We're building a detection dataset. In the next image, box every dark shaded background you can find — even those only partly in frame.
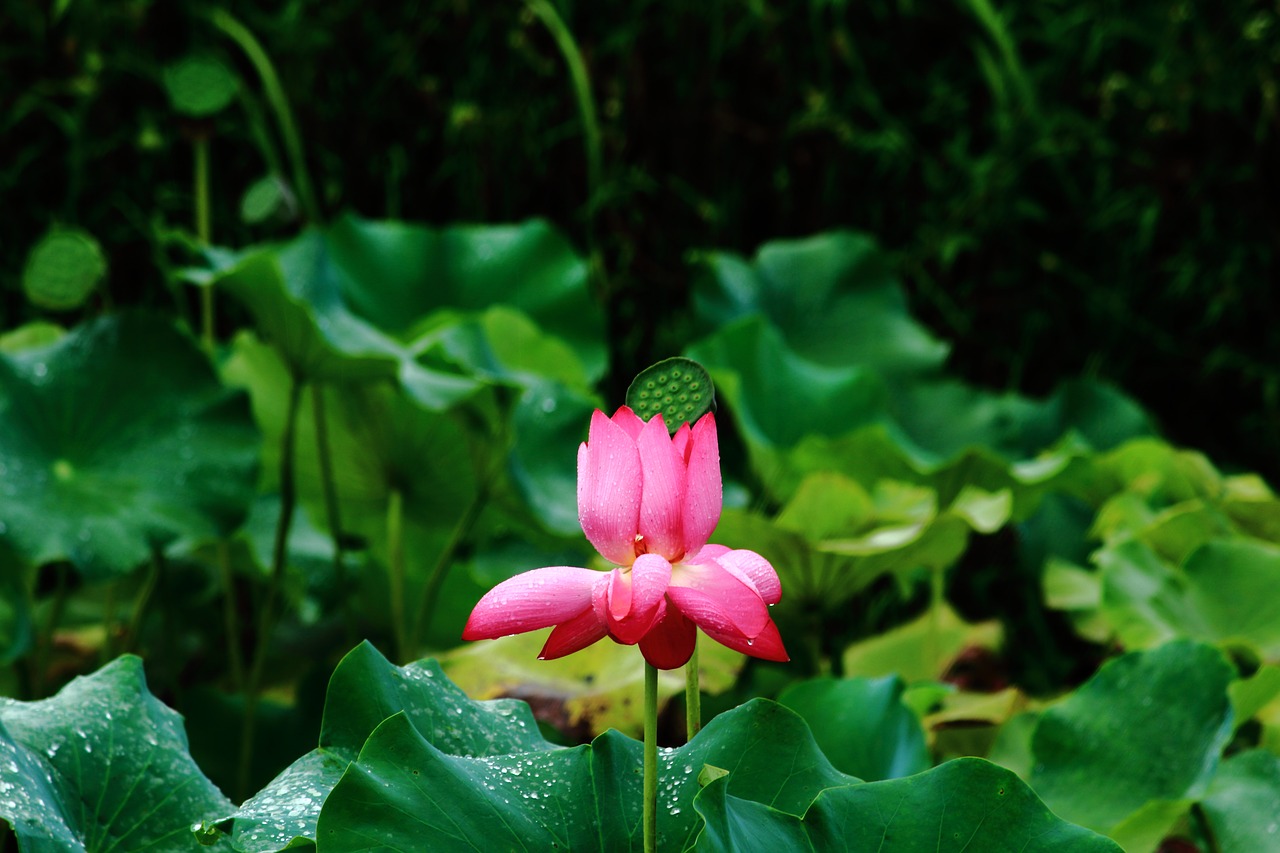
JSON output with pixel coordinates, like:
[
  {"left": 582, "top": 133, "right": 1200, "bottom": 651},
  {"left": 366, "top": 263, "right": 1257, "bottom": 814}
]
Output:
[{"left": 3, "top": 0, "right": 1278, "bottom": 476}]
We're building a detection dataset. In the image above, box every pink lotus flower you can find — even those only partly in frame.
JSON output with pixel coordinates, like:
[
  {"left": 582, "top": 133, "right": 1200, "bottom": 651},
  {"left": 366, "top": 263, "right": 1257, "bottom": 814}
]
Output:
[{"left": 463, "top": 406, "right": 788, "bottom": 669}]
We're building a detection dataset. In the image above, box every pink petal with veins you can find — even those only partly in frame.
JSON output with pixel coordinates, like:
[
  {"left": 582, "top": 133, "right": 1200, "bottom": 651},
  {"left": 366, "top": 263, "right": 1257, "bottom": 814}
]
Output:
[
  {"left": 667, "top": 558, "right": 769, "bottom": 638},
  {"left": 638, "top": 603, "right": 697, "bottom": 669},
  {"left": 685, "top": 544, "right": 731, "bottom": 564},
  {"left": 636, "top": 413, "right": 686, "bottom": 559},
  {"left": 715, "top": 549, "right": 782, "bottom": 606},
  {"left": 671, "top": 423, "right": 692, "bottom": 462},
  {"left": 681, "top": 413, "right": 722, "bottom": 555},
  {"left": 610, "top": 405, "right": 646, "bottom": 439},
  {"left": 462, "top": 566, "right": 600, "bottom": 640},
  {"left": 578, "top": 409, "right": 642, "bottom": 565},
  {"left": 540, "top": 606, "right": 611, "bottom": 659},
  {"left": 703, "top": 618, "right": 789, "bottom": 662}
]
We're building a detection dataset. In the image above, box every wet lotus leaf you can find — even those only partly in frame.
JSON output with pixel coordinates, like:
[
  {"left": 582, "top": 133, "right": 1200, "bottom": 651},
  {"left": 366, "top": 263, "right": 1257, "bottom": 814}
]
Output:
[
  {"left": 316, "top": 698, "right": 855, "bottom": 852},
  {"left": 0, "top": 313, "right": 258, "bottom": 578},
  {"left": 692, "top": 758, "right": 1121, "bottom": 852},
  {"left": 439, "top": 628, "right": 745, "bottom": 738},
  {"left": 841, "top": 602, "right": 1002, "bottom": 683},
  {"left": 0, "top": 656, "right": 233, "bottom": 852},
  {"left": 1029, "top": 640, "right": 1235, "bottom": 840},
  {"left": 1200, "top": 750, "right": 1280, "bottom": 853},
  {"left": 204, "top": 642, "right": 549, "bottom": 851},
  {"left": 777, "top": 675, "right": 929, "bottom": 781}
]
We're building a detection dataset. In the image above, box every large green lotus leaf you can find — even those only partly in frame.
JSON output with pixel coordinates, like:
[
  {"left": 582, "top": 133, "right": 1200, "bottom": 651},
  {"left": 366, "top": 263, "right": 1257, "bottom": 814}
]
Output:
[
  {"left": 439, "top": 628, "right": 744, "bottom": 738},
  {"left": 1087, "top": 439, "right": 1224, "bottom": 509},
  {"left": 323, "top": 214, "right": 604, "bottom": 380},
  {"left": 0, "top": 321, "right": 64, "bottom": 354},
  {"left": 715, "top": 477, "right": 1008, "bottom": 609},
  {"left": 1200, "top": 750, "right": 1280, "bottom": 852},
  {"left": 1090, "top": 538, "right": 1280, "bottom": 658},
  {"left": 1229, "top": 665, "right": 1280, "bottom": 729},
  {"left": 0, "top": 656, "right": 233, "bottom": 852},
  {"left": 207, "top": 642, "right": 549, "bottom": 851},
  {"left": 686, "top": 316, "right": 890, "bottom": 454},
  {"left": 315, "top": 698, "right": 856, "bottom": 852},
  {"left": 1180, "top": 539, "right": 1280, "bottom": 659},
  {"left": 784, "top": 425, "right": 1087, "bottom": 522},
  {"left": 506, "top": 379, "right": 601, "bottom": 536},
  {"left": 777, "top": 675, "right": 928, "bottom": 781},
  {"left": 1135, "top": 502, "right": 1234, "bottom": 565},
  {"left": 891, "top": 379, "right": 1152, "bottom": 466},
  {"left": 1092, "top": 539, "right": 1193, "bottom": 650},
  {"left": 691, "top": 232, "right": 949, "bottom": 376},
  {"left": 223, "top": 331, "right": 476, "bottom": 542},
  {"left": 841, "top": 602, "right": 1003, "bottom": 682},
  {"left": 206, "top": 234, "right": 479, "bottom": 410},
  {"left": 426, "top": 305, "right": 591, "bottom": 390},
  {"left": 1029, "top": 640, "right": 1235, "bottom": 837},
  {"left": 0, "top": 313, "right": 259, "bottom": 578},
  {"left": 692, "top": 758, "right": 1122, "bottom": 852},
  {"left": 1221, "top": 474, "right": 1280, "bottom": 542},
  {"left": 815, "top": 485, "right": 1011, "bottom": 602}
]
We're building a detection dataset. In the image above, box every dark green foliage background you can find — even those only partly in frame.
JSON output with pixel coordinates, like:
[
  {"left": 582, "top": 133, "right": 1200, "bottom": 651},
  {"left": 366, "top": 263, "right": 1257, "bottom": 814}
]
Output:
[{"left": 3, "top": 0, "right": 1278, "bottom": 471}]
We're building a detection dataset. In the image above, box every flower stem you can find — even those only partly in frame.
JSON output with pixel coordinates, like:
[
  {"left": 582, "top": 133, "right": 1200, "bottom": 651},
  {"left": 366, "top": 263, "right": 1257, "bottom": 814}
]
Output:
[
  {"left": 684, "top": 637, "right": 701, "bottom": 741},
  {"left": 311, "top": 384, "right": 354, "bottom": 644},
  {"left": 239, "top": 371, "right": 301, "bottom": 801},
  {"left": 206, "top": 8, "right": 320, "bottom": 223},
  {"left": 32, "top": 563, "right": 70, "bottom": 698},
  {"left": 193, "top": 135, "right": 214, "bottom": 350},
  {"left": 218, "top": 539, "right": 245, "bottom": 693},
  {"left": 387, "top": 487, "right": 407, "bottom": 662},
  {"left": 929, "top": 567, "right": 945, "bottom": 675},
  {"left": 525, "top": 0, "right": 608, "bottom": 301},
  {"left": 124, "top": 549, "right": 163, "bottom": 653},
  {"left": 644, "top": 661, "right": 658, "bottom": 853},
  {"left": 411, "top": 453, "right": 501, "bottom": 649}
]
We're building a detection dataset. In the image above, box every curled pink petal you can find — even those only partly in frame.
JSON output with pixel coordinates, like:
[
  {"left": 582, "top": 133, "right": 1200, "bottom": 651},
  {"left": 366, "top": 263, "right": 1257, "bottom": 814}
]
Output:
[
  {"left": 671, "top": 423, "right": 692, "bottom": 462},
  {"left": 685, "top": 544, "right": 731, "bottom": 564},
  {"left": 540, "top": 608, "right": 610, "bottom": 659},
  {"left": 578, "top": 410, "right": 642, "bottom": 565},
  {"left": 607, "top": 554, "right": 672, "bottom": 645},
  {"left": 462, "top": 566, "right": 600, "bottom": 640},
  {"left": 668, "top": 559, "right": 769, "bottom": 638},
  {"left": 681, "top": 413, "right": 722, "bottom": 556},
  {"left": 715, "top": 549, "right": 782, "bottom": 606},
  {"left": 639, "top": 604, "right": 697, "bottom": 669},
  {"left": 703, "top": 618, "right": 789, "bottom": 662},
  {"left": 636, "top": 413, "right": 686, "bottom": 560}
]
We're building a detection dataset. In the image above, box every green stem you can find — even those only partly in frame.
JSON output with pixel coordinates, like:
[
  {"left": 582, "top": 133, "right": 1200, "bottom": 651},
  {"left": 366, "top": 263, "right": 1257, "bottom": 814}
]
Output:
[
  {"left": 32, "top": 563, "right": 70, "bottom": 697},
  {"left": 387, "top": 487, "right": 408, "bottom": 662},
  {"left": 311, "top": 385, "right": 354, "bottom": 643},
  {"left": 218, "top": 539, "right": 245, "bottom": 692},
  {"left": 410, "top": 476, "right": 492, "bottom": 649},
  {"left": 643, "top": 661, "right": 659, "bottom": 853},
  {"left": 525, "top": 0, "right": 606, "bottom": 298},
  {"left": 929, "top": 567, "right": 946, "bottom": 675},
  {"left": 193, "top": 135, "right": 214, "bottom": 349},
  {"left": 101, "top": 582, "right": 117, "bottom": 664},
  {"left": 206, "top": 8, "right": 321, "bottom": 222},
  {"left": 124, "top": 550, "right": 163, "bottom": 654},
  {"left": 684, "top": 637, "right": 701, "bottom": 742},
  {"left": 239, "top": 372, "right": 302, "bottom": 800}
]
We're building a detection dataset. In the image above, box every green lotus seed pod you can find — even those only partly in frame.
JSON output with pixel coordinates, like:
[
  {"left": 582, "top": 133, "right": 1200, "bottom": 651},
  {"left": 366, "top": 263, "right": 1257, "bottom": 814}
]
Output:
[
  {"left": 625, "top": 357, "right": 716, "bottom": 433},
  {"left": 22, "top": 228, "right": 107, "bottom": 311},
  {"left": 163, "top": 55, "right": 237, "bottom": 117}
]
